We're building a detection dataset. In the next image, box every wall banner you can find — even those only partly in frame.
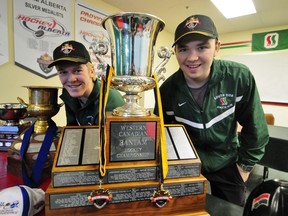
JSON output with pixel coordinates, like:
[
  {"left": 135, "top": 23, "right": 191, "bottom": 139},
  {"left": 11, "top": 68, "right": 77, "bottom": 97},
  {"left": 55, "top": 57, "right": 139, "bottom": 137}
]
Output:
[
  {"left": 75, "top": 1, "right": 111, "bottom": 77},
  {"left": 0, "top": 0, "right": 9, "bottom": 65},
  {"left": 252, "top": 29, "right": 288, "bottom": 52},
  {"left": 13, "top": 0, "right": 73, "bottom": 79}
]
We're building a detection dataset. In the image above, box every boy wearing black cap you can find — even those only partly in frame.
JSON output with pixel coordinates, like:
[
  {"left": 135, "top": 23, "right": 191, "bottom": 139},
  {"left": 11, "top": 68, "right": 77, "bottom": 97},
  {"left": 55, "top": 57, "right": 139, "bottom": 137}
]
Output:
[
  {"left": 48, "top": 40, "right": 124, "bottom": 126},
  {"left": 155, "top": 15, "right": 269, "bottom": 206}
]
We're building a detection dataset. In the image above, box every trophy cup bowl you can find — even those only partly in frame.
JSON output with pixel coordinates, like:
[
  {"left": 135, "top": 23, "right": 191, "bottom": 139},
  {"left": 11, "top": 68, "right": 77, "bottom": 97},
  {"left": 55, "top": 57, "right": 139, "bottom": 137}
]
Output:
[
  {"left": 17, "top": 86, "right": 63, "bottom": 134},
  {"left": 102, "top": 12, "right": 165, "bottom": 117},
  {"left": 0, "top": 103, "right": 28, "bottom": 126}
]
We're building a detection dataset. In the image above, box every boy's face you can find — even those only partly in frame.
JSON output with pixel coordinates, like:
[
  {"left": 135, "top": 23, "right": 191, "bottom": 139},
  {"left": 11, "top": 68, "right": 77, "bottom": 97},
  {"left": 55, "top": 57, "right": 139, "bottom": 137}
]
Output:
[
  {"left": 175, "top": 35, "right": 220, "bottom": 87},
  {"left": 56, "top": 62, "right": 95, "bottom": 99}
]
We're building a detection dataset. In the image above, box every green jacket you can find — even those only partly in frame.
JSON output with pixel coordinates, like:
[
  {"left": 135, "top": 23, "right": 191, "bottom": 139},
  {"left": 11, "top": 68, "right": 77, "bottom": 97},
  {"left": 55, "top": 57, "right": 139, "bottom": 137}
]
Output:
[
  {"left": 60, "top": 80, "right": 125, "bottom": 126},
  {"left": 156, "top": 59, "right": 269, "bottom": 173}
]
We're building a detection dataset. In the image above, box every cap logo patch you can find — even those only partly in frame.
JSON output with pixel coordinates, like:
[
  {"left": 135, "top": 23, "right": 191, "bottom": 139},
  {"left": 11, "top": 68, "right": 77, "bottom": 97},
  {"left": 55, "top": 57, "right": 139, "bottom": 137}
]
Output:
[
  {"left": 251, "top": 193, "right": 270, "bottom": 211},
  {"left": 185, "top": 17, "right": 201, "bottom": 30},
  {"left": 60, "top": 43, "right": 75, "bottom": 55}
]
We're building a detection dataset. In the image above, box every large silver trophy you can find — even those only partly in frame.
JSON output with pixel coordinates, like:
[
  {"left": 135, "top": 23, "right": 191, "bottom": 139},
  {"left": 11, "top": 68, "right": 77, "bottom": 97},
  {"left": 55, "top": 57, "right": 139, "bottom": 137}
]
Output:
[
  {"left": 45, "top": 13, "right": 207, "bottom": 215},
  {"left": 91, "top": 12, "right": 173, "bottom": 116}
]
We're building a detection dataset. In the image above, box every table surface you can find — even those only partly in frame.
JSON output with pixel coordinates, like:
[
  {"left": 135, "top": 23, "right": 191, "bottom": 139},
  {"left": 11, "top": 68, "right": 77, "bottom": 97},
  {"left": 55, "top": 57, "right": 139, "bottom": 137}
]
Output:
[
  {"left": 206, "top": 194, "right": 243, "bottom": 216},
  {"left": 0, "top": 151, "right": 50, "bottom": 191}
]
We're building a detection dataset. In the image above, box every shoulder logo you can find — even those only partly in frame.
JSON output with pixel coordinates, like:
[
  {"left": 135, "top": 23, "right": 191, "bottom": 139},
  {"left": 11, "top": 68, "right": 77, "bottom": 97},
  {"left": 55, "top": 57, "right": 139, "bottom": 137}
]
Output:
[{"left": 251, "top": 193, "right": 270, "bottom": 210}]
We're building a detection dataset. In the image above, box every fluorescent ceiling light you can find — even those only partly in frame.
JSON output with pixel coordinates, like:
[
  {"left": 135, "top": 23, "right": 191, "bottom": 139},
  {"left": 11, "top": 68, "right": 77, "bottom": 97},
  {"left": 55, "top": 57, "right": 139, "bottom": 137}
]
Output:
[{"left": 211, "top": 0, "right": 256, "bottom": 19}]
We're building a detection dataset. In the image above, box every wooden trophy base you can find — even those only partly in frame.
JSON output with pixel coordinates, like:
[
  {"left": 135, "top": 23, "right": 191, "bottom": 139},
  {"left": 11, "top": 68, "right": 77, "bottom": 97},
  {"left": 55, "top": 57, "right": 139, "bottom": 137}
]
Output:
[
  {"left": 45, "top": 175, "right": 210, "bottom": 216},
  {"left": 47, "top": 113, "right": 208, "bottom": 215}
]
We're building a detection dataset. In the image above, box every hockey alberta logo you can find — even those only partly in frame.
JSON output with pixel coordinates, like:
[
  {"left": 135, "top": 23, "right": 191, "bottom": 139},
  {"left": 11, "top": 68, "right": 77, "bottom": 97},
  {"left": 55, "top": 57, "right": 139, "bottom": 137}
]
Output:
[{"left": 16, "top": 15, "right": 71, "bottom": 38}]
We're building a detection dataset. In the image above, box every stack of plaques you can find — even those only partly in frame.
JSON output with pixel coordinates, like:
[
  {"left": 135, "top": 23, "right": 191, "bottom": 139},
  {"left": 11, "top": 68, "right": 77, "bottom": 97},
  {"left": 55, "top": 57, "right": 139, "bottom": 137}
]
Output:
[{"left": 45, "top": 113, "right": 209, "bottom": 215}]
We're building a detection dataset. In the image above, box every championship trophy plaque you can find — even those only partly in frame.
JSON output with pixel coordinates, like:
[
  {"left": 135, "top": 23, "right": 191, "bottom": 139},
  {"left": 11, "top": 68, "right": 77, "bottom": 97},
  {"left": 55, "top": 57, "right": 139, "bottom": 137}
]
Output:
[{"left": 45, "top": 12, "right": 209, "bottom": 215}]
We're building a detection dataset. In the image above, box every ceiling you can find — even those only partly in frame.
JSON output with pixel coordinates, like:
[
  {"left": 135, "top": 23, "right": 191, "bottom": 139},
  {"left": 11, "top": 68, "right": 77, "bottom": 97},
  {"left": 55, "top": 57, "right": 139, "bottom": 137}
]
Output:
[{"left": 102, "top": 0, "right": 288, "bottom": 35}]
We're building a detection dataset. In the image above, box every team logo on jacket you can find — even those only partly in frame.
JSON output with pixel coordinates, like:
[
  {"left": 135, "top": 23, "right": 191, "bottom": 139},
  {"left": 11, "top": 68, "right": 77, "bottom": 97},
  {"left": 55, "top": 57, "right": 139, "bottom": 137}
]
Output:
[
  {"left": 214, "top": 93, "right": 234, "bottom": 109},
  {"left": 220, "top": 97, "right": 228, "bottom": 105}
]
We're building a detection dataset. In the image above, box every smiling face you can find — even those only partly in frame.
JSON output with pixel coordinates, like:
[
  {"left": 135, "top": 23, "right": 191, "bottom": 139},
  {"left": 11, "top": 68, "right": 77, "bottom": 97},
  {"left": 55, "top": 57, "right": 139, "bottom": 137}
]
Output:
[
  {"left": 56, "top": 61, "right": 95, "bottom": 100},
  {"left": 175, "top": 35, "right": 221, "bottom": 88}
]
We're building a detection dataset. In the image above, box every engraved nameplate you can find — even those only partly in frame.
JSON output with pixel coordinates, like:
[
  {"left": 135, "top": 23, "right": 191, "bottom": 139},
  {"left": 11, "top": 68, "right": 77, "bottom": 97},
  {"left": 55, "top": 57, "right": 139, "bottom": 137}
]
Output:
[
  {"left": 107, "top": 166, "right": 157, "bottom": 183},
  {"left": 165, "top": 126, "right": 196, "bottom": 160},
  {"left": 53, "top": 170, "right": 101, "bottom": 187},
  {"left": 49, "top": 180, "right": 205, "bottom": 209},
  {"left": 82, "top": 128, "right": 99, "bottom": 164},
  {"left": 50, "top": 192, "right": 92, "bottom": 209},
  {"left": 167, "top": 164, "right": 201, "bottom": 178},
  {"left": 56, "top": 128, "right": 99, "bottom": 167},
  {"left": 57, "top": 129, "right": 83, "bottom": 166},
  {"left": 111, "top": 186, "right": 155, "bottom": 203},
  {"left": 110, "top": 122, "right": 157, "bottom": 162}
]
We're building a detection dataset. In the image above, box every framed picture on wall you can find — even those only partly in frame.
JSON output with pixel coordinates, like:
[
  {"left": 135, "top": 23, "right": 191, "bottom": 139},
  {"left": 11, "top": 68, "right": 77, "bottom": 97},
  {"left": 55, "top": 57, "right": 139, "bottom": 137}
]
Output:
[{"left": 13, "top": 0, "right": 73, "bottom": 78}]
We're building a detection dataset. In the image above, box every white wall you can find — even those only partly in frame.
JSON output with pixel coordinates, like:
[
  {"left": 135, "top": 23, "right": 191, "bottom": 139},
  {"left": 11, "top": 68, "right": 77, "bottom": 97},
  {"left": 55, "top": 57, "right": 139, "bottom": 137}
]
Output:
[
  {"left": 1, "top": 0, "right": 287, "bottom": 127},
  {"left": 0, "top": 0, "right": 177, "bottom": 127},
  {"left": 218, "top": 26, "right": 288, "bottom": 127}
]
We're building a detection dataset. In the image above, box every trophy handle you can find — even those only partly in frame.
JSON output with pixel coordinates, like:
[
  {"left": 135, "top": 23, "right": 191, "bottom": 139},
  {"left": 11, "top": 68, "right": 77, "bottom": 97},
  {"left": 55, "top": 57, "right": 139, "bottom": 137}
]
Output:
[
  {"left": 90, "top": 40, "right": 109, "bottom": 78},
  {"left": 17, "top": 97, "right": 28, "bottom": 106},
  {"left": 154, "top": 47, "right": 174, "bottom": 82}
]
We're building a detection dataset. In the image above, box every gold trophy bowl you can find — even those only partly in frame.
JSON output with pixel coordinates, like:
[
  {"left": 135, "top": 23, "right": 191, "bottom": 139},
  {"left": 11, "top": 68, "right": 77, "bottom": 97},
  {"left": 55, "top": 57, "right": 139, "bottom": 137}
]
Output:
[{"left": 17, "top": 86, "right": 63, "bottom": 134}]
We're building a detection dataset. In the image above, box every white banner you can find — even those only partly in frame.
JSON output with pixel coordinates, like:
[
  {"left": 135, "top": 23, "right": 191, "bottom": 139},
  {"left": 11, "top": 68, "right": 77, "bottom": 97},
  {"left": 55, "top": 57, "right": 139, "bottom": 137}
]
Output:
[
  {"left": 13, "top": 0, "right": 73, "bottom": 78},
  {"left": 75, "top": 1, "right": 111, "bottom": 76},
  {"left": 0, "top": 0, "right": 8, "bottom": 65}
]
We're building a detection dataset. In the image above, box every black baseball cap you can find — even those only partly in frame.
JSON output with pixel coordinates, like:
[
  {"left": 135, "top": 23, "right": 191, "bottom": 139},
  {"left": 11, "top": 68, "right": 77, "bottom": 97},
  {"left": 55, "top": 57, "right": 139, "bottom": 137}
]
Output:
[
  {"left": 172, "top": 15, "right": 218, "bottom": 47},
  {"left": 48, "top": 40, "right": 91, "bottom": 68},
  {"left": 243, "top": 179, "right": 288, "bottom": 216}
]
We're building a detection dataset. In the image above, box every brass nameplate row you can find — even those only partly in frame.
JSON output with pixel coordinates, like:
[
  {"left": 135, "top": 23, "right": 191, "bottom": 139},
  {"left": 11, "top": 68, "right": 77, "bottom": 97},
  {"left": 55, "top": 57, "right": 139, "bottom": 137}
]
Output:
[
  {"left": 52, "top": 120, "right": 201, "bottom": 187},
  {"left": 52, "top": 115, "right": 201, "bottom": 187},
  {"left": 52, "top": 163, "right": 201, "bottom": 187},
  {"left": 47, "top": 176, "right": 206, "bottom": 209}
]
